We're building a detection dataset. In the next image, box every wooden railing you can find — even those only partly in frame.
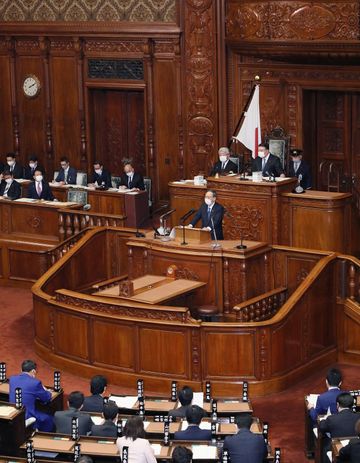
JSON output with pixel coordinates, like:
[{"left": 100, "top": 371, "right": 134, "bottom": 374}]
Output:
[
  {"left": 344, "top": 257, "right": 360, "bottom": 303},
  {"left": 233, "top": 287, "right": 287, "bottom": 321},
  {"left": 47, "top": 228, "right": 91, "bottom": 266},
  {"left": 58, "top": 210, "right": 126, "bottom": 240},
  {"left": 352, "top": 177, "right": 360, "bottom": 217}
]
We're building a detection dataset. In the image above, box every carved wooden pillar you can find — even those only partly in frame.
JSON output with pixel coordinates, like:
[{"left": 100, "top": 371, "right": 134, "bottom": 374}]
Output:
[
  {"left": 40, "top": 37, "right": 53, "bottom": 170},
  {"left": 183, "top": 0, "right": 219, "bottom": 176},
  {"left": 74, "top": 38, "right": 87, "bottom": 169},
  {"left": 223, "top": 257, "right": 230, "bottom": 314},
  {"left": 8, "top": 37, "right": 19, "bottom": 155}
]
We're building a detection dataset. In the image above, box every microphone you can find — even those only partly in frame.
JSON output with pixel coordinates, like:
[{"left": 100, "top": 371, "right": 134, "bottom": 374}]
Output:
[
  {"left": 265, "top": 171, "right": 276, "bottom": 182},
  {"left": 83, "top": 203, "right": 91, "bottom": 211},
  {"left": 179, "top": 208, "right": 195, "bottom": 223},
  {"left": 159, "top": 208, "right": 176, "bottom": 222}
]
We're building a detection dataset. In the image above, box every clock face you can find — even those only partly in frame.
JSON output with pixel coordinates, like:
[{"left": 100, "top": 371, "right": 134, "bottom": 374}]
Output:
[{"left": 23, "top": 75, "right": 41, "bottom": 98}]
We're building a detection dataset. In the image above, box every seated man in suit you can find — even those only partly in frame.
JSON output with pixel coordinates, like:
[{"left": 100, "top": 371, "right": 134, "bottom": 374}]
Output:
[
  {"left": 338, "top": 418, "right": 360, "bottom": 462},
  {"left": 319, "top": 393, "right": 360, "bottom": 462},
  {"left": 89, "top": 161, "right": 112, "bottom": 188},
  {"left": 288, "top": 148, "right": 312, "bottom": 189},
  {"left": 223, "top": 414, "right": 268, "bottom": 463},
  {"left": 209, "top": 147, "right": 238, "bottom": 176},
  {"left": 252, "top": 142, "right": 285, "bottom": 178},
  {"left": 0, "top": 170, "right": 21, "bottom": 200},
  {"left": 9, "top": 359, "right": 53, "bottom": 432},
  {"left": 91, "top": 402, "right": 119, "bottom": 438},
  {"left": 27, "top": 169, "right": 55, "bottom": 201},
  {"left": 307, "top": 367, "right": 343, "bottom": 423},
  {"left": 119, "top": 160, "right": 145, "bottom": 191},
  {"left": 55, "top": 156, "right": 77, "bottom": 185},
  {"left": 172, "top": 446, "right": 193, "bottom": 463},
  {"left": 23, "top": 155, "right": 46, "bottom": 180},
  {"left": 54, "top": 391, "right": 92, "bottom": 436},
  {"left": 6, "top": 152, "right": 23, "bottom": 179},
  {"left": 82, "top": 375, "right": 107, "bottom": 413},
  {"left": 188, "top": 190, "right": 224, "bottom": 240},
  {"left": 174, "top": 405, "right": 212, "bottom": 441},
  {"left": 169, "top": 386, "right": 194, "bottom": 419}
]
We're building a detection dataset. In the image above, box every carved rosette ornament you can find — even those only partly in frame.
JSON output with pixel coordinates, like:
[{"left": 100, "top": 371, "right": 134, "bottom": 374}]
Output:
[{"left": 184, "top": 0, "right": 218, "bottom": 175}]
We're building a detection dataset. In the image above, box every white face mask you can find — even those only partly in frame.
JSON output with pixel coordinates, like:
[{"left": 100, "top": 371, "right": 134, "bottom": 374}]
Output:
[
  {"left": 126, "top": 171, "right": 133, "bottom": 177},
  {"left": 7, "top": 160, "right": 15, "bottom": 166},
  {"left": 5, "top": 178, "right": 12, "bottom": 184},
  {"left": 29, "top": 162, "right": 36, "bottom": 168},
  {"left": 35, "top": 175, "right": 43, "bottom": 182},
  {"left": 219, "top": 155, "right": 227, "bottom": 163},
  {"left": 95, "top": 169, "right": 102, "bottom": 175},
  {"left": 258, "top": 151, "right": 266, "bottom": 159},
  {"left": 204, "top": 197, "right": 213, "bottom": 206}
]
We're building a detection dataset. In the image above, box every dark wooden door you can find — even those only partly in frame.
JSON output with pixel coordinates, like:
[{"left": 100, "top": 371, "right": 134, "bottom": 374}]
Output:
[
  {"left": 304, "top": 91, "right": 360, "bottom": 191},
  {"left": 90, "top": 89, "right": 145, "bottom": 177}
]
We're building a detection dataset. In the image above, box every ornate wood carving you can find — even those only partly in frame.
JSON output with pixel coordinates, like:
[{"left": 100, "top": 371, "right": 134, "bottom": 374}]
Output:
[
  {"left": 223, "top": 204, "right": 264, "bottom": 241},
  {"left": 191, "top": 328, "right": 201, "bottom": 380},
  {"left": 84, "top": 39, "right": 147, "bottom": 54},
  {"left": 183, "top": 0, "right": 218, "bottom": 176}
]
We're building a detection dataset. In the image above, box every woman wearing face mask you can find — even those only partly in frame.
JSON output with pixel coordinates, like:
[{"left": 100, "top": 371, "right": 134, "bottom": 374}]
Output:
[
  {"left": 119, "top": 160, "right": 145, "bottom": 191},
  {"left": 27, "top": 169, "right": 55, "bottom": 201},
  {"left": 0, "top": 170, "right": 21, "bottom": 200},
  {"left": 188, "top": 189, "right": 224, "bottom": 240},
  {"left": 209, "top": 147, "right": 239, "bottom": 176}
]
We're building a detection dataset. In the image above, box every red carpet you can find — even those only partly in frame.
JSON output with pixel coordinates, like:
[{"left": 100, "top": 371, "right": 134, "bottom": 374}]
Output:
[{"left": 1, "top": 286, "right": 359, "bottom": 462}]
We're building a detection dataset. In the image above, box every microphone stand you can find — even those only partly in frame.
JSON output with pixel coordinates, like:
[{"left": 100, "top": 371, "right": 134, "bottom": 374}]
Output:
[
  {"left": 210, "top": 216, "right": 221, "bottom": 249},
  {"left": 236, "top": 232, "right": 247, "bottom": 250},
  {"left": 180, "top": 219, "right": 187, "bottom": 246}
]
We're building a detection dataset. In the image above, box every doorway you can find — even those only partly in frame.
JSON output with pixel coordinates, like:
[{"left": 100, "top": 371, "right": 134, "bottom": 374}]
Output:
[
  {"left": 89, "top": 89, "right": 146, "bottom": 177},
  {"left": 303, "top": 90, "right": 360, "bottom": 191}
]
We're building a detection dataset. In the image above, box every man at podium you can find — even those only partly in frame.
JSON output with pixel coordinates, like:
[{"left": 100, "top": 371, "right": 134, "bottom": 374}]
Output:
[{"left": 188, "top": 190, "right": 224, "bottom": 240}]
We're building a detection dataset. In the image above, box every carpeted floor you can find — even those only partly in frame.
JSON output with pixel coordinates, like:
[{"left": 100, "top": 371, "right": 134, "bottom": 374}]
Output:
[{"left": 1, "top": 286, "right": 359, "bottom": 462}]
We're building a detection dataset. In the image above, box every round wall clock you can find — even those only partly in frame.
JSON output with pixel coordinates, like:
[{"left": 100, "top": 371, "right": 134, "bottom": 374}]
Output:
[{"left": 22, "top": 75, "right": 41, "bottom": 98}]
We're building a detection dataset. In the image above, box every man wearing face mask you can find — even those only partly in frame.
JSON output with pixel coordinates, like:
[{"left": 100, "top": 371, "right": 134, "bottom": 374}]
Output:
[
  {"left": 89, "top": 161, "right": 112, "bottom": 188},
  {"left": 0, "top": 170, "right": 21, "bottom": 200},
  {"left": 209, "top": 147, "right": 239, "bottom": 176},
  {"left": 288, "top": 148, "right": 312, "bottom": 189},
  {"left": 55, "top": 156, "right": 77, "bottom": 185},
  {"left": 119, "top": 161, "right": 145, "bottom": 191},
  {"left": 23, "top": 155, "right": 46, "bottom": 180},
  {"left": 252, "top": 142, "right": 285, "bottom": 178},
  {"left": 188, "top": 190, "right": 224, "bottom": 240},
  {"left": 27, "top": 169, "right": 55, "bottom": 201},
  {"left": 6, "top": 153, "right": 24, "bottom": 179}
]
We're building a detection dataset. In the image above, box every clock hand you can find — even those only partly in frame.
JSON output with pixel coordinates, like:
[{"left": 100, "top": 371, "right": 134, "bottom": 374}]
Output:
[{"left": 29, "top": 83, "right": 36, "bottom": 88}]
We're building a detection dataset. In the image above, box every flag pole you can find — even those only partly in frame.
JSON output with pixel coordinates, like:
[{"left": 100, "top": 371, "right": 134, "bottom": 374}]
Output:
[{"left": 228, "top": 76, "right": 261, "bottom": 149}]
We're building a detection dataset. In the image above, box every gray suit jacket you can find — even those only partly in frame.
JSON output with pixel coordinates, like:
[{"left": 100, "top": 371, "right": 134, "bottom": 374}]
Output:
[{"left": 54, "top": 407, "right": 92, "bottom": 436}]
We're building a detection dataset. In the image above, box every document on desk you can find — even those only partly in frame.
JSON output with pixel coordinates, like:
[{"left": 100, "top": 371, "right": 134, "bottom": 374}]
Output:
[
  {"left": 181, "top": 421, "right": 213, "bottom": 431},
  {"left": 14, "top": 198, "right": 37, "bottom": 202},
  {"left": 192, "top": 392, "right": 204, "bottom": 408},
  {"left": 108, "top": 395, "right": 137, "bottom": 409},
  {"left": 0, "top": 405, "right": 16, "bottom": 417},
  {"left": 151, "top": 444, "right": 162, "bottom": 455},
  {"left": 191, "top": 445, "right": 217, "bottom": 459},
  {"left": 91, "top": 416, "right": 104, "bottom": 425}
]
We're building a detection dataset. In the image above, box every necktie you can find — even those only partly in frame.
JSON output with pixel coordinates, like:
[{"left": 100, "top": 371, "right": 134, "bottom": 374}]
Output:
[
  {"left": 262, "top": 158, "right": 266, "bottom": 170},
  {"left": 64, "top": 170, "right": 68, "bottom": 183},
  {"left": 128, "top": 176, "right": 132, "bottom": 188},
  {"left": 207, "top": 207, "right": 211, "bottom": 221},
  {"left": 36, "top": 182, "right": 42, "bottom": 197},
  {"left": 294, "top": 162, "right": 300, "bottom": 173},
  {"left": 221, "top": 162, "right": 225, "bottom": 170},
  {"left": 4, "top": 184, "right": 10, "bottom": 196}
]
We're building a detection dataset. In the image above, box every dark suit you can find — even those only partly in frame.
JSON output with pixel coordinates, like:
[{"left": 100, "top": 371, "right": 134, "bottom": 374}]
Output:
[
  {"left": 90, "top": 169, "right": 112, "bottom": 188},
  {"left": 210, "top": 159, "right": 238, "bottom": 176},
  {"left": 91, "top": 420, "right": 118, "bottom": 438},
  {"left": 82, "top": 394, "right": 105, "bottom": 413},
  {"left": 288, "top": 160, "right": 312, "bottom": 189},
  {"left": 169, "top": 404, "right": 192, "bottom": 419},
  {"left": 55, "top": 166, "right": 77, "bottom": 185},
  {"left": 190, "top": 202, "right": 224, "bottom": 240},
  {"left": 0, "top": 179, "right": 21, "bottom": 200},
  {"left": 9, "top": 372, "right": 53, "bottom": 432},
  {"left": 54, "top": 407, "right": 92, "bottom": 436},
  {"left": 7, "top": 162, "right": 24, "bottom": 179},
  {"left": 27, "top": 181, "right": 54, "bottom": 201},
  {"left": 309, "top": 388, "right": 342, "bottom": 423},
  {"left": 174, "top": 425, "right": 212, "bottom": 441},
  {"left": 119, "top": 172, "right": 145, "bottom": 190},
  {"left": 223, "top": 429, "right": 268, "bottom": 463},
  {"left": 0, "top": 162, "right": 4, "bottom": 173},
  {"left": 23, "top": 164, "right": 46, "bottom": 180},
  {"left": 338, "top": 437, "right": 360, "bottom": 462},
  {"left": 252, "top": 154, "right": 284, "bottom": 177}
]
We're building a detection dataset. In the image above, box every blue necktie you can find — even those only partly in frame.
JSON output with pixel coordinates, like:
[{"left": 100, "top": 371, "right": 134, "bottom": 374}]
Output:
[{"left": 207, "top": 207, "right": 211, "bottom": 221}]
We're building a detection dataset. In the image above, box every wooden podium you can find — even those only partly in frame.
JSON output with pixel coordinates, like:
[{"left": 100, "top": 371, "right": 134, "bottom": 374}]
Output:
[{"left": 174, "top": 226, "right": 211, "bottom": 244}]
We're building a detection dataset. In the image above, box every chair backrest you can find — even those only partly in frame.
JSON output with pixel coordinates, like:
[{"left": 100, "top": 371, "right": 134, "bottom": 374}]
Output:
[
  {"left": 111, "top": 176, "right": 121, "bottom": 188},
  {"left": 67, "top": 188, "right": 88, "bottom": 205},
  {"left": 229, "top": 157, "right": 240, "bottom": 173},
  {"left": 144, "top": 176, "right": 152, "bottom": 207},
  {"left": 76, "top": 172, "right": 87, "bottom": 186}
]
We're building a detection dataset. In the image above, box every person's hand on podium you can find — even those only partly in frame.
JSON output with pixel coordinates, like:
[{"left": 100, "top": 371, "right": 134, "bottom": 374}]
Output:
[
  {"left": 187, "top": 224, "right": 193, "bottom": 228},
  {"left": 202, "top": 226, "right": 211, "bottom": 231},
  {"left": 119, "top": 185, "right": 127, "bottom": 190}
]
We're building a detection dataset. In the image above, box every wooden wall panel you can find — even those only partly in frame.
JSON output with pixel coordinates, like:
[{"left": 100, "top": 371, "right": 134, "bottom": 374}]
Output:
[
  {"left": 50, "top": 55, "right": 81, "bottom": 170},
  {"left": 0, "top": 54, "right": 13, "bottom": 154},
  {"left": 16, "top": 54, "right": 46, "bottom": 161},
  {"left": 33, "top": 300, "right": 51, "bottom": 346},
  {"left": 139, "top": 327, "right": 188, "bottom": 377},
  {"left": 54, "top": 311, "right": 88, "bottom": 360},
  {"left": 202, "top": 330, "right": 256, "bottom": 378},
  {"left": 92, "top": 320, "right": 136, "bottom": 370}
]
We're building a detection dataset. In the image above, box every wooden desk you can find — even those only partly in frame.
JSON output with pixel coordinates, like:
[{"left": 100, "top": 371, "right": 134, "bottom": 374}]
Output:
[
  {"left": 94, "top": 275, "right": 206, "bottom": 305},
  {"left": 169, "top": 176, "right": 296, "bottom": 243},
  {"left": 0, "top": 401, "right": 25, "bottom": 453}
]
